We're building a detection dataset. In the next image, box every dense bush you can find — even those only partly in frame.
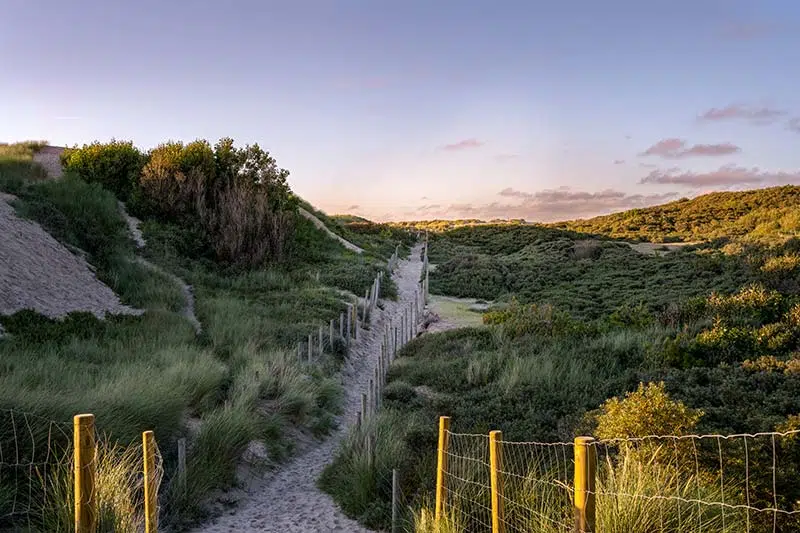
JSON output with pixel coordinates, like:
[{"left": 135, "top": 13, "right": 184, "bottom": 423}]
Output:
[
  {"left": 594, "top": 381, "right": 702, "bottom": 440},
  {"left": 61, "top": 140, "right": 145, "bottom": 201},
  {"left": 482, "top": 300, "right": 584, "bottom": 339}
]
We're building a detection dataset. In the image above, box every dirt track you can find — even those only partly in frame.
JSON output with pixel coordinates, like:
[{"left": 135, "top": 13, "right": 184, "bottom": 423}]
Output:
[{"left": 192, "top": 244, "right": 423, "bottom": 533}]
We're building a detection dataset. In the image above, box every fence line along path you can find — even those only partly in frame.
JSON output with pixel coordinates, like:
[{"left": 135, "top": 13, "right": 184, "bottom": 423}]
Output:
[{"left": 192, "top": 243, "right": 424, "bottom": 533}]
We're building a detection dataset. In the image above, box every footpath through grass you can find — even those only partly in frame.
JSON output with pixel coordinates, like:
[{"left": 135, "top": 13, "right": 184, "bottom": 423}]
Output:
[{"left": 0, "top": 150, "right": 413, "bottom": 530}]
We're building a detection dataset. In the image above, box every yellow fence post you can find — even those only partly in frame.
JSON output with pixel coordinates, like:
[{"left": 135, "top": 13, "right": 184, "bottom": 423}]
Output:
[
  {"left": 74, "top": 414, "right": 97, "bottom": 533},
  {"left": 574, "top": 436, "right": 596, "bottom": 533},
  {"left": 143, "top": 430, "right": 158, "bottom": 533},
  {"left": 434, "top": 416, "right": 451, "bottom": 524},
  {"left": 489, "top": 430, "right": 505, "bottom": 533}
]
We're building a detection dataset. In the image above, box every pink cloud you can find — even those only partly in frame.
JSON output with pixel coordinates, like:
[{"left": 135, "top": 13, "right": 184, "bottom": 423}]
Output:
[
  {"left": 441, "top": 138, "right": 484, "bottom": 151},
  {"left": 718, "top": 22, "right": 783, "bottom": 40},
  {"left": 640, "top": 164, "right": 800, "bottom": 187},
  {"left": 698, "top": 104, "right": 788, "bottom": 124},
  {"left": 495, "top": 153, "right": 519, "bottom": 161},
  {"left": 435, "top": 187, "right": 680, "bottom": 221},
  {"left": 640, "top": 138, "right": 740, "bottom": 159}
]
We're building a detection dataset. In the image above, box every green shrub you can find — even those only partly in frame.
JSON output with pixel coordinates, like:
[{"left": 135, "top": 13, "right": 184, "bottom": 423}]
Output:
[
  {"left": 483, "top": 300, "right": 582, "bottom": 339},
  {"left": 61, "top": 140, "right": 145, "bottom": 201},
  {"left": 594, "top": 382, "right": 703, "bottom": 440}
]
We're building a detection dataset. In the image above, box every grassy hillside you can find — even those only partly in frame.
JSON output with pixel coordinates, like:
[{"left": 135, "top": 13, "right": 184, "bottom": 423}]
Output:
[
  {"left": 321, "top": 188, "right": 800, "bottom": 531},
  {"left": 553, "top": 185, "right": 800, "bottom": 243},
  {"left": 0, "top": 142, "right": 411, "bottom": 530}
]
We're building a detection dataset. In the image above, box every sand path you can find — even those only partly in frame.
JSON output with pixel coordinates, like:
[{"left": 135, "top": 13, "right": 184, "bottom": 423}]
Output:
[
  {"left": 192, "top": 243, "right": 423, "bottom": 533},
  {"left": 299, "top": 207, "right": 364, "bottom": 254}
]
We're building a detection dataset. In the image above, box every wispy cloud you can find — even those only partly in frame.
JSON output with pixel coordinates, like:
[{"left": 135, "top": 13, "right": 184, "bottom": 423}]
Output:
[
  {"left": 613, "top": 159, "right": 625, "bottom": 165},
  {"left": 640, "top": 138, "right": 740, "bottom": 159},
  {"left": 495, "top": 153, "right": 518, "bottom": 161},
  {"left": 53, "top": 115, "right": 83, "bottom": 120},
  {"left": 333, "top": 77, "right": 390, "bottom": 90},
  {"left": 788, "top": 118, "right": 800, "bottom": 133},
  {"left": 717, "top": 22, "right": 780, "bottom": 40},
  {"left": 346, "top": 204, "right": 360, "bottom": 211},
  {"left": 411, "top": 187, "right": 679, "bottom": 222},
  {"left": 440, "top": 138, "right": 484, "bottom": 151},
  {"left": 697, "top": 104, "right": 788, "bottom": 125},
  {"left": 640, "top": 164, "right": 800, "bottom": 187}
]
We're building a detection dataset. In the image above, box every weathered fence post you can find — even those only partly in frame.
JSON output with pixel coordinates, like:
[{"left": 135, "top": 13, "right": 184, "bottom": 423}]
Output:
[
  {"left": 361, "top": 393, "right": 368, "bottom": 423},
  {"left": 177, "top": 437, "right": 187, "bottom": 499},
  {"left": 340, "top": 312, "right": 344, "bottom": 339},
  {"left": 74, "top": 414, "right": 97, "bottom": 533},
  {"left": 330, "top": 319, "right": 335, "bottom": 348},
  {"left": 369, "top": 378, "right": 375, "bottom": 415},
  {"left": 363, "top": 288, "right": 370, "bottom": 325},
  {"left": 296, "top": 343, "right": 302, "bottom": 362},
  {"left": 346, "top": 304, "right": 353, "bottom": 342},
  {"left": 435, "top": 416, "right": 451, "bottom": 525},
  {"left": 318, "top": 326, "right": 324, "bottom": 354},
  {"left": 574, "top": 437, "right": 597, "bottom": 533},
  {"left": 143, "top": 430, "right": 158, "bottom": 533},
  {"left": 307, "top": 334, "right": 313, "bottom": 363},
  {"left": 489, "top": 430, "right": 505, "bottom": 533},
  {"left": 392, "top": 468, "right": 400, "bottom": 533}
]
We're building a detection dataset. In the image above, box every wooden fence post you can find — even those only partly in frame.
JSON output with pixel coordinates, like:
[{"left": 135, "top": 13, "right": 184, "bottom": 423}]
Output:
[
  {"left": 74, "top": 414, "right": 97, "bottom": 533},
  {"left": 574, "top": 437, "right": 597, "bottom": 533},
  {"left": 346, "top": 304, "right": 352, "bottom": 342},
  {"left": 361, "top": 393, "right": 368, "bottom": 423},
  {"left": 340, "top": 312, "right": 344, "bottom": 339},
  {"left": 177, "top": 437, "right": 187, "bottom": 499},
  {"left": 392, "top": 468, "right": 400, "bottom": 533},
  {"left": 307, "top": 334, "right": 313, "bottom": 363},
  {"left": 489, "top": 430, "right": 505, "bottom": 533},
  {"left": 143, "top": 430, "right": 158, "bottom": 533},
  {"left": 330, "top": 319, "right": 335, "bottom": 348},
  {"left": 363, "top": 288, "right": 369, "bottom": 325},
  {"left": 369, "top": 378, "right": 375, "bottom": 415},
  {"left": 435, "top": 416, "right": 451, "bottom": 524}
]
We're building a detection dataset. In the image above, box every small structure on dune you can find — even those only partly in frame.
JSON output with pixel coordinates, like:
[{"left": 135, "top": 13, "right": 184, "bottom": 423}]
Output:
[{"left": 32, "top": 145, "right": 65, "bottom": 178}]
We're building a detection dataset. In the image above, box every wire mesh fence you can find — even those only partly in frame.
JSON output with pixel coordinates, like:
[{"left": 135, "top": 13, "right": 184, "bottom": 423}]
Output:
[
  {"left": 434, "top": 418, "right": 800, "bottom": 533},
  {"left": 0, "top": 408, "right": 163, "bottom": 532}
]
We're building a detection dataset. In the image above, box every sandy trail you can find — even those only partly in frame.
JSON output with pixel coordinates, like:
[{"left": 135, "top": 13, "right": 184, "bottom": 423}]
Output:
[
  {"left": 192, "top": 244, "right": 424, "bottom": 533},
  {"left": 299, "top": 207, "right": 364, "bottom": 254},
  {"left": 117, "top": 201, "right": 202, "bottom": 335}
]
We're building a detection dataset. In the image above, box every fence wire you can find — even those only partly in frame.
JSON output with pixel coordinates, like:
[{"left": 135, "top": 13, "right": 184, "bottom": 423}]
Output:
[
  {"left": 0, "top": 408, "right": 163, "bottom": 533},
  {"left": 437, "top": 428, "right": 800, "bottom": 533}
]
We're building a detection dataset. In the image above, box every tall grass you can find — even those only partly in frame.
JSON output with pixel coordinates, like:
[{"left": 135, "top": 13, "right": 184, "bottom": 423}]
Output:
[{"left": 41, "top": 438, "right": 159, "bottom": 533}]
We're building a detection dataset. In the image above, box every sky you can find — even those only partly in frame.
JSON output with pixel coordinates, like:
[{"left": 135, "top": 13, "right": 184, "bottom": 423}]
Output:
[{"left": 2, "top": 0, "right": 800, "bottom": 222}]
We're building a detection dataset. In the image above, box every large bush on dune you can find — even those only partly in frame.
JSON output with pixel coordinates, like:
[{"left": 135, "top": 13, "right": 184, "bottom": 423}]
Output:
[
  {"left": 61, "top": 140, "right": 145, "bottom": 201},
  {"left": 61, "top": 137, "right": 296, "bottom": 267}
]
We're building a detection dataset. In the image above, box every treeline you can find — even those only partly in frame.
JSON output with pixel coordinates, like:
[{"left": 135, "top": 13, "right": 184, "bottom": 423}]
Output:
[{"left": 61, "top": 139, "right": 296, "bottom": 267}]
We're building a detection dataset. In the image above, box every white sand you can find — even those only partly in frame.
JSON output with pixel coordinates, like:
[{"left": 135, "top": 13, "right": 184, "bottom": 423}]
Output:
[{"left": 0, "top": 193, "right": 139, "bottom": 320}]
